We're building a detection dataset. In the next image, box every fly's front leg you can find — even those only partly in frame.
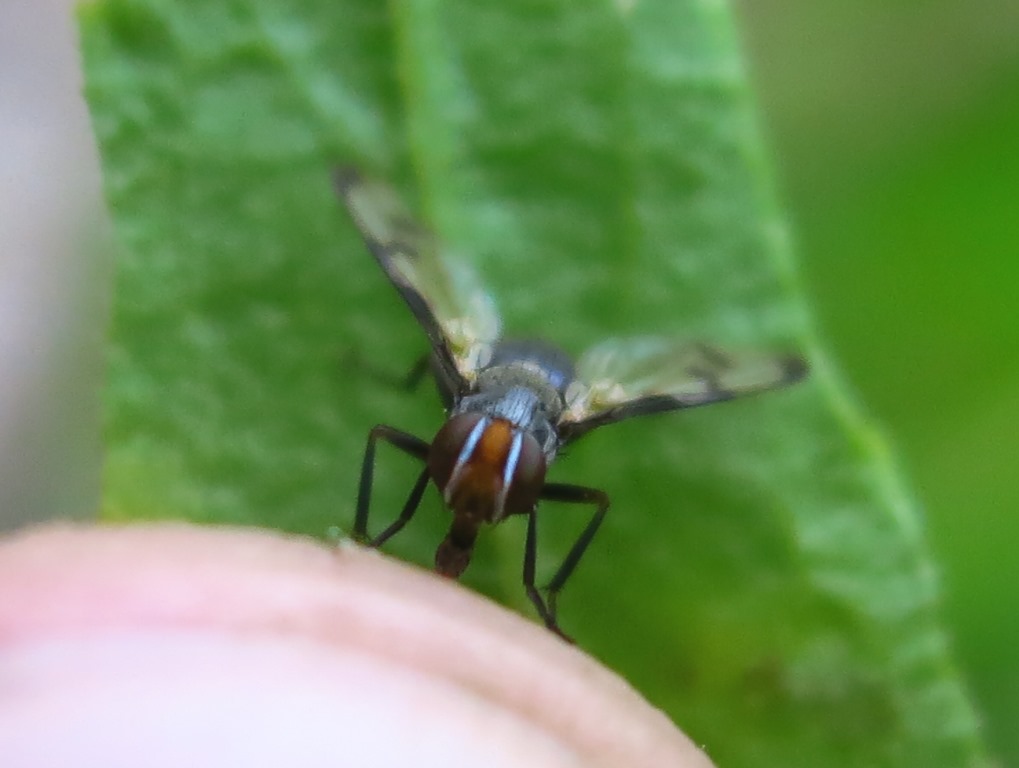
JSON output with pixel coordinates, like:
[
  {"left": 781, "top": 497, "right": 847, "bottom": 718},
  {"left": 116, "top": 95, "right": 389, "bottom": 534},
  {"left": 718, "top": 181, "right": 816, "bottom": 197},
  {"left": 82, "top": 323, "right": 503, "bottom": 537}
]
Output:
[
  {"left": 523, "top": 483, "right": 610, "bottom": 641},
  {"left": 355, "top": 425, "right": 431, "bottom": 545},
  {"left": 371, "top": 466, "right": 430, "bottom": 547}
]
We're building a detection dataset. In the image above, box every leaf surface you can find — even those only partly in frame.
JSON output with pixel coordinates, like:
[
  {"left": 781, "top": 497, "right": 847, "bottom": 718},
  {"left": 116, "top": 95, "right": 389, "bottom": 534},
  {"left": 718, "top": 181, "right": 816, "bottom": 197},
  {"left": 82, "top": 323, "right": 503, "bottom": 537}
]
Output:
[{"left": 80, "top": 0, "right": 987, "bottom": 765}]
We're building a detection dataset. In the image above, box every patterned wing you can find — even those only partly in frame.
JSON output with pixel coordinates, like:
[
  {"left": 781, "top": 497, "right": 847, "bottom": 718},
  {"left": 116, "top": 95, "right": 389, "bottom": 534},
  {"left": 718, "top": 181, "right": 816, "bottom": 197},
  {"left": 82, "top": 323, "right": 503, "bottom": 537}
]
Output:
[
  {"left": 559, "top": 336, "right": 807, "bottom": 443},
  {"left": 334, "top": 168, "right": 501, "bottom": 395}
]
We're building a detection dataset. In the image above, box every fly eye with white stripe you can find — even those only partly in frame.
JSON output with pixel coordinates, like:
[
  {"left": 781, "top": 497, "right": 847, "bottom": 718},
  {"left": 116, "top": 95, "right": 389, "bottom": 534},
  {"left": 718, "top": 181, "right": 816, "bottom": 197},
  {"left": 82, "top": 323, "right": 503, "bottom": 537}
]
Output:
[{"left": 428, "top": 412, "right": 547, "bottom": 523}]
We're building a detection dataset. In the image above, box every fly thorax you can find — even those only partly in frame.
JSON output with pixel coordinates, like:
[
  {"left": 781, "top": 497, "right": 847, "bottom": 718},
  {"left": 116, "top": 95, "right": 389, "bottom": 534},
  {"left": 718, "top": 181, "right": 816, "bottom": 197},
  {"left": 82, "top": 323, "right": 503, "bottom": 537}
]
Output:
[
  {"left": 475, "top": 363, "right": 565, "bottom": 422},
  {"left": 453, "top": 383, "right": 561, "bottom": 462},
  {"left": 429, "top": 413, "right": 547, "bottom": 523}
]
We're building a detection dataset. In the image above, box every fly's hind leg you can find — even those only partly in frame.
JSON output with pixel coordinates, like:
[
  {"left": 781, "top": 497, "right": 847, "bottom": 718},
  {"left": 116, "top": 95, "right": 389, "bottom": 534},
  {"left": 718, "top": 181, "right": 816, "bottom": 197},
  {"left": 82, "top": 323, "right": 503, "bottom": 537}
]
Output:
[{"left": 342, "top": 349, "right": 431, "bottom": 392}]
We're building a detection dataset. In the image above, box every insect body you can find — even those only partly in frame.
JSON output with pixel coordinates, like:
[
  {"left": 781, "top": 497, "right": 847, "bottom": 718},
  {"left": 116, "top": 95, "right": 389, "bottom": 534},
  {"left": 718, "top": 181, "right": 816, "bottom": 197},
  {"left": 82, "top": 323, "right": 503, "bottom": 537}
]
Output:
[{"left": 336, "top": 168, "right": 807, "bottom": 640}]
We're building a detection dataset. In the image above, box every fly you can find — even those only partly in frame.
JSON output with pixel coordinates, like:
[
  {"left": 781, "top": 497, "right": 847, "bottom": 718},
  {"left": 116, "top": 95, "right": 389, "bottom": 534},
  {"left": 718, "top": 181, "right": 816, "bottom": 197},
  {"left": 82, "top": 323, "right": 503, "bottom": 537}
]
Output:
[{"left": 335, "top": 168, "right": 807, "bottom": 641}]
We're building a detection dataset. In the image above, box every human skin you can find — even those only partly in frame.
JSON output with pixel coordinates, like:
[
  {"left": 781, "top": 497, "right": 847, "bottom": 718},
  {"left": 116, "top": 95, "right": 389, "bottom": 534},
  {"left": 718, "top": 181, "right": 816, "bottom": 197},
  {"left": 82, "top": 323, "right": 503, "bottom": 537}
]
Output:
[{"left": 0, "top": 523, "right": 714, "bottom": 767}]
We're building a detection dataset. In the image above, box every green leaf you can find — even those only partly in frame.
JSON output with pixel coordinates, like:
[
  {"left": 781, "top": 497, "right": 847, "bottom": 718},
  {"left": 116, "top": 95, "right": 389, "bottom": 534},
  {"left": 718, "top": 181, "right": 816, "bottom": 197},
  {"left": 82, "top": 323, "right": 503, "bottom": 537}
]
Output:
[{"left": 80, "top": 0, "right": 988, "bottom": 765}]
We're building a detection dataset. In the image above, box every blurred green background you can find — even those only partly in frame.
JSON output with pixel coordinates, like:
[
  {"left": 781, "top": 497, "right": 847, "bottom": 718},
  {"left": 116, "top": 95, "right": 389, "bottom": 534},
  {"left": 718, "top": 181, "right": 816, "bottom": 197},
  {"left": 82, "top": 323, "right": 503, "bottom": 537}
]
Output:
[
  {"left": 0, "top": 0, "right": 1015, "bottom": 763},
  {"left": 735, "top": 0, "right": 1019, "bottom": 762}
]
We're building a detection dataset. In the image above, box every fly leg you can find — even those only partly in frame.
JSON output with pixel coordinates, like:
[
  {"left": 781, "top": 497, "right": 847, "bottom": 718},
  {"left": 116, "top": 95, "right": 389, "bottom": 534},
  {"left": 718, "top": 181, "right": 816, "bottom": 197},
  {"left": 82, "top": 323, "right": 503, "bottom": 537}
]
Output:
[
  {"left": 372, "top": 466, "right": 431, "bottom": 547},
  {"left": 355, "top": 425, "right": 431, "bottom": 546},
  {"left": 342, "top": 349, "right": 431, "bottom": 392},
  {"left": 398, "top": 355, "right": 431, "bottom": 391},
  {"left": 523, "top": 483, "right": 610, "bottom": 642}
]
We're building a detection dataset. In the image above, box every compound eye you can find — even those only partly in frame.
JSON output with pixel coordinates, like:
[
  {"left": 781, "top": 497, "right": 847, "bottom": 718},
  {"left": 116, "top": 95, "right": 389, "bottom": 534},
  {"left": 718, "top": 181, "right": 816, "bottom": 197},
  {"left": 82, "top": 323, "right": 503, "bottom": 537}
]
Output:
[
  {"left": 428, "top": 413, "right": 485, "bottom": 492},
  {"left": 504, "top": 433, "right": 546, "bottom": 515}
]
